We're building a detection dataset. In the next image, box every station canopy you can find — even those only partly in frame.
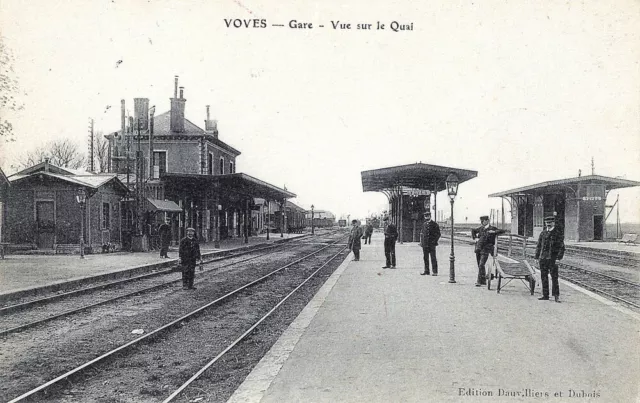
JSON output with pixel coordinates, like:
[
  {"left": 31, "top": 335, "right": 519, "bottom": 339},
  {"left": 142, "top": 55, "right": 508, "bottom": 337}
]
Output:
[
  {"left": 361, "top": 163, "right": 478, "bottom": 193},
  {"left": 162, "top": 172, "right": 296, "bottom": 201},
  {"left": 489, "top": 175, "right": 640, "bottom": 198}
]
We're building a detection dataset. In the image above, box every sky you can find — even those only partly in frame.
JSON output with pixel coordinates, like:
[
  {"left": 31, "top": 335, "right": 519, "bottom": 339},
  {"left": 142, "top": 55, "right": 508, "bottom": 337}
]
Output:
[{"left": 1, "top": 0, "right": 639, "bottom": 224}]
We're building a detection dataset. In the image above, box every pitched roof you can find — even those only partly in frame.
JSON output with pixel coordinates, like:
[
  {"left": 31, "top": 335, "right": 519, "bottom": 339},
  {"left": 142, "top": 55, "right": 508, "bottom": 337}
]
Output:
[
  {"left": 12, "top": 161, "right": 75, "bottom": 176},
  {"left": 489, "top": 175, "right": 640, "bottom": 197},
  {"left": 0, "top": 167, "right": 9, "bottom": 186},
  {"left": 107, "top": 111, "right": 241, "bottom": 156},
  {"left": 9, "top": 171, "right": 129, "bottom": 193}
]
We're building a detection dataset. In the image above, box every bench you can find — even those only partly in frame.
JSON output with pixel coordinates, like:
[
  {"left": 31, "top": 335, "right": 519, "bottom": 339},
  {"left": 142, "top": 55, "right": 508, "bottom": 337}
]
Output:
[{"left": 617, "top": 233, "right": 637, "bottom": 245}]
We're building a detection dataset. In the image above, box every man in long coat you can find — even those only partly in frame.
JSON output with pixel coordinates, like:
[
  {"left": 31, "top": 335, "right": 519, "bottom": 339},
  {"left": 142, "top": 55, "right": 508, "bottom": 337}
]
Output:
[
  {"left": 535, "top": 215, "right": 565, "bottom": 302},
  {"left": 348, "top": 220, "right": 364, "bottom": 261},
  {"left": 179, "top": 227, "right": 202, "bottom": 290},
  {"left": 158, "top": 219, "right": 172, "bottom": 258},
  {"left": 382, "top": 216, "right": 398, "bottom": 269},
  {"left": 471, "top": 215, "right": 506, "bottom": 286},
  {"left": 363, "top": 223, "right": 373, "bottom": 245},
  {"left": 420, "top": 211, "right": 441, "bottom": 276}
]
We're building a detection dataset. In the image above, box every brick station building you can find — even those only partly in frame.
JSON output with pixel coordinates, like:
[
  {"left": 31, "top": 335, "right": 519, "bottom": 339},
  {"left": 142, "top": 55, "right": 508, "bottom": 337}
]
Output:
[
  {"left": 2, "top": 161, "right": 129, "bottom": 252},
  {"left": 106, "top": 76, "right": 295, "bottom": 249}
]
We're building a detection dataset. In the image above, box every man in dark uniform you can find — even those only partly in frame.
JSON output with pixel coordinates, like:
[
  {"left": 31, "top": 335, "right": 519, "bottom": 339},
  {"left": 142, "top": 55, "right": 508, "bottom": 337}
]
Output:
[
  {"left": 471, "top": 215, "right": 506, "bottom": 286},
  {"left": 348, "top": 220, "right": 364, "bottom": 261},
  {"left": 535, "top": 215, "right": 565, "bottom": 302},
  {"left": 419, "top": 211, "right": 441, "bottom": 276},
  {"left": 179, "top": 227, "right": 202, "bottom": 290},
  {"left": 363, "top": 223, "right": 373, "bottom": 245},
  {"left": 381, "top": 216, "right": 398, "bottom": 269},
  {"left": 158, "top": 219, "right": 172, "bottom": 258}
]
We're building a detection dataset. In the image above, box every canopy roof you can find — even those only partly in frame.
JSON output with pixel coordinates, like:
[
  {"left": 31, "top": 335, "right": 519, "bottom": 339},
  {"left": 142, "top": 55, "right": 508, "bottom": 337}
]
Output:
[
  {"left": 162, "top": 172, "right": 295, "bottom": 201},
  {"left": 361, "top": 163, "right": 478, "bottom": 193},
  {"left": 489, "top": 175, "right": 640, "bottom": 197},
  {"left": 146, "top": 198, "right": 182, "bottom": 212}
]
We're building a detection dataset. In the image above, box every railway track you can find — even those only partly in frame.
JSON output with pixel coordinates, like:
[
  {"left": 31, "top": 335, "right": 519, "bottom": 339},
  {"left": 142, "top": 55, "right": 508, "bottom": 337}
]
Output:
[
  {"left": 0, "top": 241, "right": 306, "bottom": 337},
  {"left": 554, "top": 262, "right": 640, "bottom": 309},
  {"left": 2, "top": 233, "right": 348, "bottom": 402}
]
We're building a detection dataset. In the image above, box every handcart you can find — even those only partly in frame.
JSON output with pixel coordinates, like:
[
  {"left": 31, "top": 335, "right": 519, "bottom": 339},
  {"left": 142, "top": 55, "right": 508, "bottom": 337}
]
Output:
[{"left": 486, "top": 238, "right": 536, "bottom": 295}]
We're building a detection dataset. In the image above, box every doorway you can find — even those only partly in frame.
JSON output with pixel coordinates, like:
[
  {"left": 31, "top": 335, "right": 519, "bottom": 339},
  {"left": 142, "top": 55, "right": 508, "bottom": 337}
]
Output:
[
  {"left": 36, "top": 201, "right": 55, "bottom": 249},
  {"left": 593, "top": 215, "right": 603, "bottom": 240}
]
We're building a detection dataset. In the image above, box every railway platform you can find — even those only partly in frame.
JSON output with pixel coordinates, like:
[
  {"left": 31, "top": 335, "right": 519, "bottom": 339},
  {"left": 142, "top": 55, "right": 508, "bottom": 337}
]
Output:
[
  {"left": 0, "top": 232, "right": 305, "bottom": 300},
  {"left": 229, "top": 233, "right": 640, "bottom": 403}
]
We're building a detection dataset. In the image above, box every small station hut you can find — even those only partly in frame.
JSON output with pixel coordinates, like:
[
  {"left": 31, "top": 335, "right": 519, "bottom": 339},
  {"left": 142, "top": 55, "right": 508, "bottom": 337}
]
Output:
[{"left": 489, "top": 174, "right": 640, "bottom": 241}]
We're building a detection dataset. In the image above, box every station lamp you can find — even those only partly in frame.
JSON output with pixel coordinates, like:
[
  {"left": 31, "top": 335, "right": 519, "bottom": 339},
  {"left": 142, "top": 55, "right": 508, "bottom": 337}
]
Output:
[
  {"left": 76, "top": 188, "right": 87, "bottom": 259},
  {"left": 445, "top": 173, "right": 459, "bottom": 283}
]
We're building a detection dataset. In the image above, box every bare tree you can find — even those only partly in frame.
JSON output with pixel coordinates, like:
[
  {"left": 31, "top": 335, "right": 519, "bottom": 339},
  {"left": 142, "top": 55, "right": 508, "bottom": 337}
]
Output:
[
  {"left": 0, "top": 34, "right": 24, "bottom": 141},
  {"left": 95, "top": 131, "right": 109, "bottom": 173},
  {"left": 19, "top": 139, "right": 86, "bottom": 170}
]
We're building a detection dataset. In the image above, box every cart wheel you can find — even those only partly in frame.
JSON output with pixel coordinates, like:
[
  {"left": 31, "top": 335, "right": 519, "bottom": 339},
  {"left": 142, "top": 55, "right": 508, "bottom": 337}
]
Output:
[
  {"left": 497, "top": 275, "right": 502, "bottom": 293},
  {"left": 529, "top": 278, "right": 536, "bottom": 295}
]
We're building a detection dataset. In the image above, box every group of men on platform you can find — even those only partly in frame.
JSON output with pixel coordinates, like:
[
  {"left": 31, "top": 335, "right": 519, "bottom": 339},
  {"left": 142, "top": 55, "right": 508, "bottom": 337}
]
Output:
[{"left": 348, "top": 211, "right": 566, "bottom": 302}]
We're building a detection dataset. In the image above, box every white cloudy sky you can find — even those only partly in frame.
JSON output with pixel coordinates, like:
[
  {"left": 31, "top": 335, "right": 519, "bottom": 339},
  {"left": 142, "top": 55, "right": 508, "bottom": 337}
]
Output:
[{"left": 1, "top": 0, "right": 638, "bottom": 223}]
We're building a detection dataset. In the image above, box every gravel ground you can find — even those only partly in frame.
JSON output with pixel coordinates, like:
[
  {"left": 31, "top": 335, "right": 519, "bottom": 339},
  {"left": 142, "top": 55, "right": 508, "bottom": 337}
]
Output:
[{"left": 1, "top": 236, "right": 347, "bottom": 403}]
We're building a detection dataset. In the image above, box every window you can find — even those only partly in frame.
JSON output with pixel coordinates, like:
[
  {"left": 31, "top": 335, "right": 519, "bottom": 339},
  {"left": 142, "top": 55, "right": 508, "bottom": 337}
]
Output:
[
  {"left": 229, "top": 161, "right": 234, "bottom": 174},
  {"left": 152, "top": 151, "right": 167, "bottom": 177},
  {"left": 208, "top": 153, "right": 214, "bottom": 175},
  {"left": 102, "top": 202, "right": 110, "bottom": 229},
  {"left": 219, "top": 157, "right": 225, "bottom": 174}
]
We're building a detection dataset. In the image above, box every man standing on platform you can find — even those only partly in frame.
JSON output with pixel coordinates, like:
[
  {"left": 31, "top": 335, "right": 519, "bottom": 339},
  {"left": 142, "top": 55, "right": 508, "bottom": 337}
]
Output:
[
  {"left": 179, "top": 227, "right": 202, "bottom": 290},
  {"left": 471, "top": 215, "right": 506, "bottom": 286},
  {"left": 535, "top": 215, "right": 565, "bottom": 302},
  {"left": 363, "top": 223, "right": 373, "bottom": 245},
  {"left": 158, "top": 219, "right": 172, "bottom": 258},
  {"left": 420, "top": 211, "right": 441, "bottom": 275},
  {"left": 348, "top": 220, "right": 364, "bottom": 261},
  {"left": 381, "top": 216, "right": 398, "bottom": 269}
]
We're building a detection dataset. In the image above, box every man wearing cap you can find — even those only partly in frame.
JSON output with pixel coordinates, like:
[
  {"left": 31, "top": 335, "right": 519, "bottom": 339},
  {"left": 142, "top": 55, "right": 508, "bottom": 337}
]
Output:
[
  {"left": 419, "top": 211, "right": 441, "bottom": 275},
  {"left": 348, "top": 220, "right": 364, "bottom": 261},
  {"left": 534, "top": 215, "right": 565, "bottom": 302},
  {"left": 471, "top": 215, "right": 506, "bottom": 286},
  {"left": 382, "top": 217, "right": 398, "bottom": 268},
  {"left": 179, "top": 227, "right": 202, "bottom": 290}
]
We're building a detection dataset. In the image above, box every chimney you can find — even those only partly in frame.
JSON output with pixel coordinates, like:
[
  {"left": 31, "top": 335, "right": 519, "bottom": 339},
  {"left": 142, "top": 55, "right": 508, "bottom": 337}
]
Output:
[
  {"left": 174, "top": 75, "right": 178, "bottom": 98},
  {"left": 170, "top": 77, "right": 186, "bottom": 133},
  {"left": 134, "top": 98, "right": 149, "bottom": 131},
  {"left": 44, "top": 157, "right": 50, "bottom": 172},
  {"left": 204, "top": 105, "right": 218, "bottom": 138}
]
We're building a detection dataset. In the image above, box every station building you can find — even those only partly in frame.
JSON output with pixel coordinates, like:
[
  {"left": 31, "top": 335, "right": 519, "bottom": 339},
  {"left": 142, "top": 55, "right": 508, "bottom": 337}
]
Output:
[
  {"left": 2, "top": 161, "right": 129, "bottom": 251},
  {"left": 105, "top": 76, "right": 296, "bottom": 249},
  {"left": 489, "top": 175, "right": 640, "bottom": 241}
]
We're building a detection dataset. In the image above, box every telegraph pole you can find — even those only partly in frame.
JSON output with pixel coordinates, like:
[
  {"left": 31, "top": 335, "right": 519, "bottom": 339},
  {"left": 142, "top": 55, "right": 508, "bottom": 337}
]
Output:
[{"left": 87, "top": 118, "right": 95, "bottom": 172}]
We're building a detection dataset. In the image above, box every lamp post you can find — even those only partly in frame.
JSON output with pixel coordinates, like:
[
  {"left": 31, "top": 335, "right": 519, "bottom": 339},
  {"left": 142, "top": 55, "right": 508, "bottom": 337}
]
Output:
[
  {"left": 311, "top": 204, "right": 315, "bottom": 235},
  {"left": 215, "top": 204, "right": 222, "bottom": 248},
  {"left": 445, "top": 173, "right": 459, "bottom": 283},
  {"left": 76, "top": 188, "right": 87, "bottom": 259},
  {"left": 264, "top": 203, "right": 270, "bottom": 240}
]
